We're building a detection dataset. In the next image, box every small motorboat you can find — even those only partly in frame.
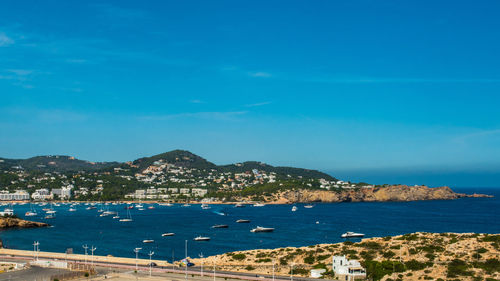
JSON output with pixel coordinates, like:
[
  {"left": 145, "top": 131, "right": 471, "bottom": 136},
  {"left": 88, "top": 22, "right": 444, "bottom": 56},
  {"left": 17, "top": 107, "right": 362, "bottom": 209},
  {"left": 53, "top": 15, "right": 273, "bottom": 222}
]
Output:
[
  {"left": 304, "top": 205, "right": 314, "bottom": 209},
  {"left": 253, "top": 203, "right": 265, "bottom": 207},
  {"left": 119, "top": 218, "right": 133, "bottom": 222},
  {"left": 212, "top": 224, "right": 229, "bottom": 229},
  {"left": 44, "top": 215, "right": 55, "bottom": 219},
  {"left": 193, "top": 236, "right": 210, "bottom": 241},
  {"left": 112, "top": 215, "right": 120, "bottom": 219},
  {"left": 234, "top": 203, "right": 245, "bottom": 208},
  {"left": 251, "top": 226, "right": 275, "bottom": 233},
  {"left": 143, "top": 239, "right": 154, "bottom": 243},
  {"left": 69, "top": 208, "right": 76, "bottom": 212},
  {"left": 236, "top": 219, "right": 250, "bottom": 223},
  {"left": 148, "top": 206, "right": 155, "bottom": 209},
  {"left": 341, "top": 232, "right": 365, "bottom": 238},
  {"left": 25, "top": 211, "right": 37, "bottom": 216},
  {"left": 162, "top": 233, "right": 175, "bottom": 237},
  {"left": 291, "top": 206, "right": 297, "bottom": 212}
]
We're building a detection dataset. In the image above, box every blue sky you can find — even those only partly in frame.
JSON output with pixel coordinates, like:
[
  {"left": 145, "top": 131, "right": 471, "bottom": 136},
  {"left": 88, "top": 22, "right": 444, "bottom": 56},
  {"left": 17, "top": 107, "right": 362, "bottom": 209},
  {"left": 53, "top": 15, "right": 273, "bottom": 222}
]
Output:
[{"left": 1, "top": 0, "right": 500, "bottom": 187}]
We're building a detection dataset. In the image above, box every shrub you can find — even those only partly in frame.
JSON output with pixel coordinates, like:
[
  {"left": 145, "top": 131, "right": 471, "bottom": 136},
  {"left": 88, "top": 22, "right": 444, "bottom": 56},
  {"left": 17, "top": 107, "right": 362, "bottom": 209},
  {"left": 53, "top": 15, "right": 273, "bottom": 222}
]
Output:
[
  {"left": 447, "top": 259, "right": 473, "bottom": 278},
  {"left": 245, "top": 265, "right": 255, "bottom": 271},
  {"left": 232, "top": 254, "right": 246, "bottom": 261},
  {"left": 304, "top": 255, "right": 315, "bottom": 264},
  {"left": 359, "top": 241, "right": 382, "bottom": 250},
  {"left": 405, "top": 260, "right": 427, "bottom": 271},
  {"left": 383, "top": 251, "right": 395, "bottom": 259}
]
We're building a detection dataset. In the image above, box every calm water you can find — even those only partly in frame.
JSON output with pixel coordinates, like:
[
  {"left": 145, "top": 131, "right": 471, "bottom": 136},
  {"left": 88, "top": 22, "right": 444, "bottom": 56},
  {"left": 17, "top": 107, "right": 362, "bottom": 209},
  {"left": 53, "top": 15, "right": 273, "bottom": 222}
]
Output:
[{"left": 0, "top": 188, "right": 498, "bottom": 261}]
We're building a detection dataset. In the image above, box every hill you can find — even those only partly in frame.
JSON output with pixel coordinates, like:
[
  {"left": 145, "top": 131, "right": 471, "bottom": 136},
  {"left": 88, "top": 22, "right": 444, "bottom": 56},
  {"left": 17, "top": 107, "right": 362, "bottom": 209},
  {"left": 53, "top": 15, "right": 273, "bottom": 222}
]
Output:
[
  {"left": 0, "top": 150, "right": 334, "bottom": 180},
  {"left": 0, "top": 155, "right": 119, "bottom": 172},
  {"left": 132, "top": 150, "right": 217, "bottom": 170}
]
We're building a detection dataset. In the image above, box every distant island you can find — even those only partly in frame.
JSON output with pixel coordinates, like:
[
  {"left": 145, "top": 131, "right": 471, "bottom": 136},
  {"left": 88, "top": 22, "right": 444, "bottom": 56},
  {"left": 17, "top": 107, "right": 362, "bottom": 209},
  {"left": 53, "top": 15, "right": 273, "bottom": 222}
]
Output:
[{"left": 0, "top": 150, "right": 491, "bottom": 202}]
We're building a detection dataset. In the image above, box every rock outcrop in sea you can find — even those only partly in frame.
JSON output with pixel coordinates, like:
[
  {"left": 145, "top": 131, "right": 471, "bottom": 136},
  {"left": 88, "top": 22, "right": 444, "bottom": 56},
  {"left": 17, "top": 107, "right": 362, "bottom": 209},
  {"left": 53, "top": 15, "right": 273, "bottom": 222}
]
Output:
[{"left": 0, "top": 217, "right": 48, "bottom": 229}]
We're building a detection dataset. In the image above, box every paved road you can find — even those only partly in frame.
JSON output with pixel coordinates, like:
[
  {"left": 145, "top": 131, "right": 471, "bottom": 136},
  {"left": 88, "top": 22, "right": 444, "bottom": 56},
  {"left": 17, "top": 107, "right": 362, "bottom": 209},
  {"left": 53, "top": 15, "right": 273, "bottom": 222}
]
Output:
[
  {"left": 0, "top": 266, "right": 70, "bottom": 281},
  {"left": 0, "top": 254, "right": 316, "bottom": 281}
]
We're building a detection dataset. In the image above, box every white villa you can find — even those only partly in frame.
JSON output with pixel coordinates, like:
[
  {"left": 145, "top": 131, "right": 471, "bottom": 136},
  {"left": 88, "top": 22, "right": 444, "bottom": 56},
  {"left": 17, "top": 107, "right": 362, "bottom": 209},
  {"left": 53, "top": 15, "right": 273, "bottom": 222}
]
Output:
[{"left": 332, "top": 255, "right": 366, "bottom": 280}]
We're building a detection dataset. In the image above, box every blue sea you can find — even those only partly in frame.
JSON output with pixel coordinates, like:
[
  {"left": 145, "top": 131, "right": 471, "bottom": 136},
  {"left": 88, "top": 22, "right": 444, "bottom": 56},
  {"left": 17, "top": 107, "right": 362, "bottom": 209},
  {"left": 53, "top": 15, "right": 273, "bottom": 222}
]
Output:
[{"left": 0, "top": 187, "right": 498, "bottom": 261}]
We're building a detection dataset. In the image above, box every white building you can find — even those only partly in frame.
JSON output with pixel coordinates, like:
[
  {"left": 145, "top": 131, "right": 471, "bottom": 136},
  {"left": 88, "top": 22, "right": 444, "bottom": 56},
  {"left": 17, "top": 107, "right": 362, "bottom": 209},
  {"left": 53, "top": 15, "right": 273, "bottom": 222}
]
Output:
[
  {"left": 0, "top": 190, "right": 30, "bottom": 201},
  {"left": 51, "top": 187, "right": 72, "bottom": 199},
  {"left": 332, "top": 256, "right": 366, "bottom": 280},
  {"left": 192, "top": 188, "right": 208, "bottom": 197},
  {"left": 32, "top": 189, "right": 52, "bottom": 200}
]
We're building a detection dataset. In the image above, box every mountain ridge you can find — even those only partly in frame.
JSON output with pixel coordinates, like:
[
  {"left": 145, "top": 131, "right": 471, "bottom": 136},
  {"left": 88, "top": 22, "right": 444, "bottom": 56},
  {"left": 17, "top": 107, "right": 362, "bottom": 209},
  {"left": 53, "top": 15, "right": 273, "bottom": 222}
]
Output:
[{"left": 0, "top": 150, "right": 335, "bottom": 180}]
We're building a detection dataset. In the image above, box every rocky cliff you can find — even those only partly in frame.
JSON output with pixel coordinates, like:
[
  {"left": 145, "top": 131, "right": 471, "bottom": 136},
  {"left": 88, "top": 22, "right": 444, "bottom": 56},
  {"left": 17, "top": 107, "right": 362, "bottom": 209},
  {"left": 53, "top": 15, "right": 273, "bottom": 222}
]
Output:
[
  {"left": 269, "top": 185, "right": 492, "bottom": 203},
  {"left": 0, "top": 217, "right": 48, "bottom": 228}
]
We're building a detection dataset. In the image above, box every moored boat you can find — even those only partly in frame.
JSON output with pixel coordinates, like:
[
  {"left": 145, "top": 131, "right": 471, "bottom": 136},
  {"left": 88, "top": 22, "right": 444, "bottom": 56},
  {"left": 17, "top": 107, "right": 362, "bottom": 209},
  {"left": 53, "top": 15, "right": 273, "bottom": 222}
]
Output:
[
  {"left": 212, "top": 224, "right": 228, "bottom": 228},
  {"left": 162, "top": 233, "right": 175, "bottom": 236},
  {"left": 236, "top": 219, "right": 251, "bottom": 223},
  {"left": 251, "top": 226, "right": 275, "bottom": 233},
  {"left": 341, "top": 232, "right": 365, "bottom": 238},
  {"left": 193, "top": 236, "right": 210, "bottom": 241}
]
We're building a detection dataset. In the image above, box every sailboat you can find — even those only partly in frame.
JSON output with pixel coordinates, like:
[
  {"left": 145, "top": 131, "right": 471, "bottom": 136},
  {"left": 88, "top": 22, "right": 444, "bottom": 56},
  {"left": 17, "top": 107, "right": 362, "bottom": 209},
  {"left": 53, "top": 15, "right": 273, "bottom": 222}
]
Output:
[
  {"left": 119, "top": 208, "right": 133, "bottom": 222},
  {"left": 25, "top": 203, "right": 37, "bottom": 216}
]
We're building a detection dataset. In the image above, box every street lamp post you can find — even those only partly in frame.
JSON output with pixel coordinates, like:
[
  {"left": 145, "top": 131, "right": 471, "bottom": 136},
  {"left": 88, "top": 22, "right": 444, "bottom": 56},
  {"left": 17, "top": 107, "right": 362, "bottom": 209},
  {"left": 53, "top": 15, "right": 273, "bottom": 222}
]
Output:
[
  {"left": 32, "top": 241, "right": 39, "bottom": 261},
  {"left": 185, "top": 240, "right": 188, "bottom": 281},
  {"left": 213, "top": 256, "right": 216, "bottom": 281},
  {"left": 199, "top": 253, "right": 204, "bottom": 277},
  {"left": 82, "top": 244, "right": 88, "bottom": 265},
  {"left": 148, "top": 251, "right": 154, "bottom": 277},
  {"left": 90, "top": 246, "right": 96, "bottom": 268},
  {"left": 134, "top": 248, "right": 142, "bottom": 271},
  {"left": 290, "top": 263, "right": 294, "bottom": 281},
  {"left": 273, "top": 260, "right": 275, "bottom": 281}
]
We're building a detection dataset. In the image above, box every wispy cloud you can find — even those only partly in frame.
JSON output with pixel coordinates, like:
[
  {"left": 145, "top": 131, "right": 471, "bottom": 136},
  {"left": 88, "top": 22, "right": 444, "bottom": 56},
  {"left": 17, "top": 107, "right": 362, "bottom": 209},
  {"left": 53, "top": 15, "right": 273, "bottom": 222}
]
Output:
[
  {"left": 245, "top": 101, "right": 272, "bottom": 107},
  {"left": 189, "top": 99, "right": 205, "bottom": 104},
  {"left": 453, "top": 128, "right": 500, "bottom": 145},
  {"left": 0, "top": 32, "right": 14, "bottom": 47},
  {"left": 140, "top": 111, "right": 248, "bottom": 121},
  {"left": 248, "top": 71, "right": 272, "bottom": 78}
]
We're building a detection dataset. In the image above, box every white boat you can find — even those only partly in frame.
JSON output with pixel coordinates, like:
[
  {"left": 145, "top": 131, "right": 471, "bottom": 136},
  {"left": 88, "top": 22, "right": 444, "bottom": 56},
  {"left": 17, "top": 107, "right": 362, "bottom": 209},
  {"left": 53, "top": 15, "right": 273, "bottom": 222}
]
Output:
[
  {"left": 112, "top": 215, "right": 120, "bottom": 219},
  {"left": 46, "top": 210, "right": 56, "bottom": 214},
  {"left": 253, "top": 203, "right": 265, "bottom": 207},
  {"left": 236, "top": 219, "right": 250, "bottom": 223},
  {"left": 234, "top": 203, "right": 245, "bottom": 208},
  {"left": 291, "top": 206, "right": 297, "bottom": 212},
  {"left": 341, "top": 232, "right": 365, "bottom": 238},
  {"left": 143, "top": 239, "right": 154, "bottom": 243},
  {"left": 193, "top": 236, "right": 210, "bottom": 241},
  {"left": 147, "top": 205, "right": 155, "bottom": 209},
  {"left": 119, "top": 208, "right": 133, "bottom": 222},
  {"left": 251, "top": 226, "right": 275, "bottom": 233},
  {"left": 304, "top": 205, "right": 315, "bottom": 208},
  {"left": 68, "top": 208, "right": 76, "bottom": 212},
  {"left": 201, "top": 204, "right": 211, "bottom": 210},
  {"left": 162, "top": 233, "right": 175, "bottom": 237},
  {"left": 25, "top": 204, "right": 37, "bottom": 216},
  {"left": 182, "top": 203, "right": 191, "bottom": 207},
  {"left": 159, "top": 203, "right": 173, "bottom": 207}
]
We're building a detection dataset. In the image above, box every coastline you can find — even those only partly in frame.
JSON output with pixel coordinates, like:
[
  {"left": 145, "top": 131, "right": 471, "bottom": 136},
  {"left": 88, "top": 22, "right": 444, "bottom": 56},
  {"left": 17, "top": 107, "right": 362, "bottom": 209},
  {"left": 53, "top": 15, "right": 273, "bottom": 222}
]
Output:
[
  {"left": 1, "top": 232, "right": 498, "bottom": 280},
  {"left": 0, "top": 186, "right": 493, "bottom": 205}
]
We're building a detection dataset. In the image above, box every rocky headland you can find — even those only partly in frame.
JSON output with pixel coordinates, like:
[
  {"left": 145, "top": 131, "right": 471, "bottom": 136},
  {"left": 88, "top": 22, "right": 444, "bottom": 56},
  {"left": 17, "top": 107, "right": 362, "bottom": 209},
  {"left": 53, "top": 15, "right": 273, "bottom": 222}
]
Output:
[
  {"left": 259, "top": 185, "right": 492, "bottom": 204},
  {"left": 0, "top": 217, "right": 48, "bottom": 229}
]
